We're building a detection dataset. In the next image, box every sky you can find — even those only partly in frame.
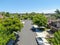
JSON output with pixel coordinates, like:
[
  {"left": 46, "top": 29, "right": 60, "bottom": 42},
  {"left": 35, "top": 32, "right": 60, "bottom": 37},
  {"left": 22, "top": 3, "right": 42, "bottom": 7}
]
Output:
[{"left": 0, "top": 0, "right": 60, "bottom": 13}]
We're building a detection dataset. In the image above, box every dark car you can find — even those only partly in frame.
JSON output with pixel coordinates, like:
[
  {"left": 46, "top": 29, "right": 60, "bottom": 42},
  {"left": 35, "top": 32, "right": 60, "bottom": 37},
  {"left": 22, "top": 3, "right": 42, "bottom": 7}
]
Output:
[{"left": 31, "top": 25, "right": 38, "bottom": 31}]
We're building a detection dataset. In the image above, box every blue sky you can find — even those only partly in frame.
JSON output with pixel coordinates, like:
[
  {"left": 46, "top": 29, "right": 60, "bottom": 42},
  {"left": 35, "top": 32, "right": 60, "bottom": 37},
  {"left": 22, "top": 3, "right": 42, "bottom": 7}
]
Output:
[{"left": 0, "top": 0, "right": 60, "bottom": 13}]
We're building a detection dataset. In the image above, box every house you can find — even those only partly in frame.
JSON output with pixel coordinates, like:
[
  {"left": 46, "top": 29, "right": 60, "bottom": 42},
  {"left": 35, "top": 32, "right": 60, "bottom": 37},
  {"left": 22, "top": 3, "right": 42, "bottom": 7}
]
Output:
[
  {"left": 0, "top": 15, "right": 3, "bottom": 18},
  {"left": 48, "top": 19, "right": 60, "bottom": 32}
]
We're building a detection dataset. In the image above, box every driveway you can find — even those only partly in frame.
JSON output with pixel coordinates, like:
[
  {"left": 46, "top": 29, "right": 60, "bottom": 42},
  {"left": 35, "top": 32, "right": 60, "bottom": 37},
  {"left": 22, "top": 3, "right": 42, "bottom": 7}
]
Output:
[{"left": 16, "top": 20, "right": 37, "bottom": 45}]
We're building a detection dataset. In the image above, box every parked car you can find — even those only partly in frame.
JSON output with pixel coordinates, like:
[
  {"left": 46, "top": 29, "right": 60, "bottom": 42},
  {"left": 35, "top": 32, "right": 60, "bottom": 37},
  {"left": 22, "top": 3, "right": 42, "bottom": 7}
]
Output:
[
  {"left": 7, "top": 39, "right": 15, "bottom": 45},
  {"left": 36, "top": 36, "right": 50, "bottom": 45},
  {"left": 39, "top": 26, "right": 45, "bottom": 30},
  {"left": 31, "top": 25, "right": 38, "bottom": 31},
  {"left": 36, "top": 37, "right": 44, "bottom": 45},
  {"left": 21, "top": 21, "right": 25, "bottom": 24},
  {"left": 20, "top": 20, "right": 25, "bottom": 24}
]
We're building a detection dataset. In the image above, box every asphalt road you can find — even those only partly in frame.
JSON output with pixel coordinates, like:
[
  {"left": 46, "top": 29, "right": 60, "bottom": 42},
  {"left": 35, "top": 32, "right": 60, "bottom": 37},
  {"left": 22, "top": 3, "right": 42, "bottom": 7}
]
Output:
[{"left": 17, "top": 20, "right": 37, "bottom": 45}]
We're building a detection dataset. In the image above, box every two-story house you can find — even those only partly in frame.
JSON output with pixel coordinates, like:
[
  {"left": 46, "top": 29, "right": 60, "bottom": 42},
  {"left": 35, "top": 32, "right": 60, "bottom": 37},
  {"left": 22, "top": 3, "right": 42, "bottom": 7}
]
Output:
[{"left": 48, "top": 19, "right": 60, "bottom": 32}]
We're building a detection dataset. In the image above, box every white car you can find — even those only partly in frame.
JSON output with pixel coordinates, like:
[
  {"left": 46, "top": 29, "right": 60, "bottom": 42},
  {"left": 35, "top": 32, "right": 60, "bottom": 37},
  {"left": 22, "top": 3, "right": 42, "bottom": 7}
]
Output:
[
  {"left": 22, "top": 21, "right": 25, "bottom": 24},
  {"left": 36, "top": 36, "right": 50, "bottom": 45},
  {"left": 36, "top": 37, "right": 44, "bottom": 45},
  {"left": 20, "top": 20, "right": 25, "bottom": 24}
]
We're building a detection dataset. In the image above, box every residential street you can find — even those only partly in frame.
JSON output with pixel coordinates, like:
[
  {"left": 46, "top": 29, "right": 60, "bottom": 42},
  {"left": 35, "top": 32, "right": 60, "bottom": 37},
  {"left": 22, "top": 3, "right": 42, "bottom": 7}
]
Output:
[{"left": 17, "top": 20, "right": 37, "bottom": 45}]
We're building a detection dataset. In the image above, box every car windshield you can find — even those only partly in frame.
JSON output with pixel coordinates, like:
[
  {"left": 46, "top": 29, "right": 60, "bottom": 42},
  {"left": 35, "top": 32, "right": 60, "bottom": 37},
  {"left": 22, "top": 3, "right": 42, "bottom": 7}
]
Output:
[{"left": 37, "top": 37, "right": 43, "bottom": 41}]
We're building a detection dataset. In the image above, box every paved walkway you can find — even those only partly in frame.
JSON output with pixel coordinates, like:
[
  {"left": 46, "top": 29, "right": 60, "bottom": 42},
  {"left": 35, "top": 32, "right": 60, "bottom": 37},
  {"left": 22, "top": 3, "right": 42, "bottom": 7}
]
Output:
[{"left": 17, "top": 20, "right": 37, "bottom": 45}]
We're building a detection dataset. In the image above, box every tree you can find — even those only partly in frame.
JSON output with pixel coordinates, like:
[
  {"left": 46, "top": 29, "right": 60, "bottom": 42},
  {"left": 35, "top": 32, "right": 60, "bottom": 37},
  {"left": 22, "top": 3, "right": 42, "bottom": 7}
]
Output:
[
  {"left": 2, "top": 17, "right": 23, "bottom": 33},
  {"left": 30, "top": 12, "right": 36, "bottom": 15},
  {"left": 55, "top": 9, "right": 60, "bottom": 14},
  {"left": 0, "top": 16, "right": 23, "bottom": 45},
  {"left": 33, "top": 14, "right": 47, "bottom": 27},
  {"left": 54, "top": 9, "right": 60, "bottom": 19},
  {"left": 5, "top": 12, "right": 10, "bottom": 17},
  {"left": 1, "top": 12, "right": 5, "bottom": 16}
]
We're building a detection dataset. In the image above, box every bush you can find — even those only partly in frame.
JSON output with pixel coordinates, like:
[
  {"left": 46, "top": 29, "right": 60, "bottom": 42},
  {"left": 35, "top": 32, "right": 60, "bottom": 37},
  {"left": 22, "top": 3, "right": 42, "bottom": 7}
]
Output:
[{"left": 48, "top": 31, "right": 60, "bottom": 45}]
